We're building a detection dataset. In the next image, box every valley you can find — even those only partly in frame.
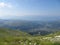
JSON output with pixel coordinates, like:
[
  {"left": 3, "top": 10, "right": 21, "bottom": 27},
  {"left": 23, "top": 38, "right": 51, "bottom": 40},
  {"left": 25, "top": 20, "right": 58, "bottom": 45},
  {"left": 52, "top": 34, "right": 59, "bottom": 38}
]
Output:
[{"left": 0, "top": 19, "right": 60, "bottom": 35}]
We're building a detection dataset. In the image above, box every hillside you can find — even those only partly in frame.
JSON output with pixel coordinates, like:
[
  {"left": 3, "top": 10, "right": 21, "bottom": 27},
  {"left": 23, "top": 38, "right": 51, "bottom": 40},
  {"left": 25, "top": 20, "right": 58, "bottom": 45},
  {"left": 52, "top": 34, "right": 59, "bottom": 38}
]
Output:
[
  {"left": 0, "top": 28, "right": 30, "bottom": 37},
  {"left": 0, "top": 28, "right": 60, "bottom": 45}
]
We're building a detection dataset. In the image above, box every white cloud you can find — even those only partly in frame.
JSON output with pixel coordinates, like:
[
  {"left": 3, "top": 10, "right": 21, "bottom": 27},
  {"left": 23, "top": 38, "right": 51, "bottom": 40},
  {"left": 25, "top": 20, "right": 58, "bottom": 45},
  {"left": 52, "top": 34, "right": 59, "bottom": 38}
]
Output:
[{"left": 0, "top": 2, "right": 12, "bottom": 8}]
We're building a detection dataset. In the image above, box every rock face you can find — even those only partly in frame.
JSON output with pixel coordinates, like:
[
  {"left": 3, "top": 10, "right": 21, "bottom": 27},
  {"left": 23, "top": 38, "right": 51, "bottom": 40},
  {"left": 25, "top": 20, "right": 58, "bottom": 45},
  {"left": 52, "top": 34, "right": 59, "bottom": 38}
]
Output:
[
  {"left": 43, "top": 35, "right": 60, "bottom": 42},
  {"left": 55, "top": 35, "right": 60, "bottom": 38}
]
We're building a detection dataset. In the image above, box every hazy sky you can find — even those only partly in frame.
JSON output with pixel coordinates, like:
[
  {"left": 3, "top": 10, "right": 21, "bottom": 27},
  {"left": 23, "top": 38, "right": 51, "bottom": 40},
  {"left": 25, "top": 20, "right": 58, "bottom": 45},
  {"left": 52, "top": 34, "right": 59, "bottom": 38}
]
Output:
[{"left": 0, "top": 0, "right": 60, "bottom": 19}]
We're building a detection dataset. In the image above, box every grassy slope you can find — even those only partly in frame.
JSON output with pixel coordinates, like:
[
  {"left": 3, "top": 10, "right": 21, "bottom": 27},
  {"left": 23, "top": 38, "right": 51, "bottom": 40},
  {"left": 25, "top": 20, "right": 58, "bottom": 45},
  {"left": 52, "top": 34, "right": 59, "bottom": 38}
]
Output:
[
  {"left": 0, "top": 28, "right": 60, "bottom": 45},
  {"left": 0, "top": 28, "right": 30, "bottom": 37}
]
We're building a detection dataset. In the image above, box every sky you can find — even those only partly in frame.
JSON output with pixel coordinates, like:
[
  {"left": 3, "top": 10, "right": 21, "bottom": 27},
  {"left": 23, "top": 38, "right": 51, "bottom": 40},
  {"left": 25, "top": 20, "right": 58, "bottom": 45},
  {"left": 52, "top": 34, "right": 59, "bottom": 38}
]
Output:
[{"left": 0, "top": 0, "right": 60, "bottom": 19}]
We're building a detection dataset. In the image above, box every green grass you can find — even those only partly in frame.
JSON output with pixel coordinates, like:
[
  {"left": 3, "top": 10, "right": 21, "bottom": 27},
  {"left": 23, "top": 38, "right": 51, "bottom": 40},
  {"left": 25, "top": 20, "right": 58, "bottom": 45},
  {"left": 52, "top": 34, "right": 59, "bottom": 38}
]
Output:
[{"left": 0, "top": 28, "right": 60, "bottom": 45}]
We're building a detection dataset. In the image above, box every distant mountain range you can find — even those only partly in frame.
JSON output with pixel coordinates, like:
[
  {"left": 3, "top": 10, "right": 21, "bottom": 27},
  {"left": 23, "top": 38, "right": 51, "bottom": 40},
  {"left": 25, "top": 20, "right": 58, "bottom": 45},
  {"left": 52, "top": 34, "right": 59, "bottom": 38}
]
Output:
[
  {"left": 0, "top": 19, "right": 60, "bottom": 35},
  {"left": 1, "top": 15, "right": 60, "bottom": 21}
]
